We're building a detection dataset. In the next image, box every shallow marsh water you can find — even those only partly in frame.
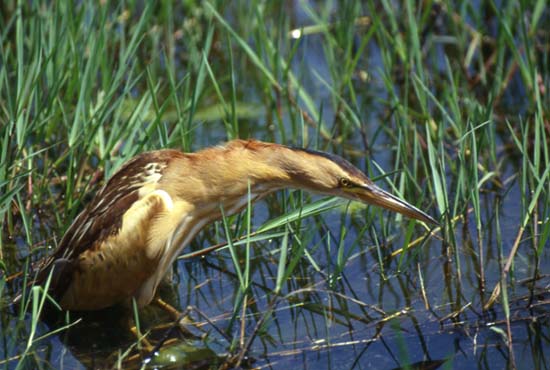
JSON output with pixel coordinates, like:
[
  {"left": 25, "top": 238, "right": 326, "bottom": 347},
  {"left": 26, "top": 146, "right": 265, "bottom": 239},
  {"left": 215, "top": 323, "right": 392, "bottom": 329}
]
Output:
[{"left": 1, "top": 1, "right": 549, "bottom": 369}]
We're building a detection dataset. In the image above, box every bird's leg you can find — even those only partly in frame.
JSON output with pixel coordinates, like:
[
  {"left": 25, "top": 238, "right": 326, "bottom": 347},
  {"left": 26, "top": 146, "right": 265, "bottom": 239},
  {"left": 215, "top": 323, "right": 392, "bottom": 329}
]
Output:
[
  {"left": 125, "top": 299, "right": 156, "bottom": 353},
  {"left": 152, "top": 300, "right": 235, "bottom": 343},
  {"left": 129, "top": 325, "right": 154, "bottom": 353},
  {"left": 124, "top": 300, "right": 193, "bottom": 365},
  {"left": 153, "top": 297, "right": 185, "bottom": 322},
  {"left": 152, "top": 297, "right": 201, "bottom": 338}
]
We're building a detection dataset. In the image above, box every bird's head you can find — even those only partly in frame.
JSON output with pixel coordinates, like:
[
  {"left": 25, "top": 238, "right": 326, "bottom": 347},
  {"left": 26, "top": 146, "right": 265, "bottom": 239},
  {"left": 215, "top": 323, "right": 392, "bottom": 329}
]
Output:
[{"left": 274, "top": 146, "right": 438, "bottom": 225}]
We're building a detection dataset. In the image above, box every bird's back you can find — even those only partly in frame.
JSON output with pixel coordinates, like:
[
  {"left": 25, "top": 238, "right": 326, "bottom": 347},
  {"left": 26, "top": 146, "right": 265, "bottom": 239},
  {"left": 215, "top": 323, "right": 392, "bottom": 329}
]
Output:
[{"left": 37, "top": 150, "right": 184, "bottom": 309}]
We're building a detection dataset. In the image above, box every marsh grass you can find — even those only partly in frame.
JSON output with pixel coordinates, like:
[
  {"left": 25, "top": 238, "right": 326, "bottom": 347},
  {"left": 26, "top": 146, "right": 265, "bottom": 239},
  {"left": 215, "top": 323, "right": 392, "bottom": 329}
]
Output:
[{"left": 1, "top": 1, "right": 549, "bottom": 369}]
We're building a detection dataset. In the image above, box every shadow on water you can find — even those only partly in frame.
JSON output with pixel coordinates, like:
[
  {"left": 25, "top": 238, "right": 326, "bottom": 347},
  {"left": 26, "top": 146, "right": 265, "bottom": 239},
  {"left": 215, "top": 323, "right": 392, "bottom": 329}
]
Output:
[{"left": 4, "top": 282, "right": 222, "bottom": 369}]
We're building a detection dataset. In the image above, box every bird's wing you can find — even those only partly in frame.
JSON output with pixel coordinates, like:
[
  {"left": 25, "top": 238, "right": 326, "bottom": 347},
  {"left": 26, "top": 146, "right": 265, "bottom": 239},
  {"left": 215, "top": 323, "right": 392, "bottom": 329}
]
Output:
[{"left": 36, "top": 150, "right": 185, "bottom": 297}]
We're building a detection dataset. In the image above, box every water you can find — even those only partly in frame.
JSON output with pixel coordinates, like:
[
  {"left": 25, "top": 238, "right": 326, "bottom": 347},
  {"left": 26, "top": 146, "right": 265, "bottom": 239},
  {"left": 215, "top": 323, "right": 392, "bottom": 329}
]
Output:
[{"left": 2, "top": 1, "right": 549, "bottom": 369}]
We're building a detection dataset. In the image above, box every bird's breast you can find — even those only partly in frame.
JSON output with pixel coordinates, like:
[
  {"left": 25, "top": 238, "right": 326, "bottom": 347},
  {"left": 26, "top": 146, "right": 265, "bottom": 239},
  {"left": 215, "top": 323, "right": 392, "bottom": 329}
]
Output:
[
  {"left": 59, "top": 227, "right": 157, "bottom": 310},
  {"left": 58, "top": 190, "right": 177, "bottom": 310}
]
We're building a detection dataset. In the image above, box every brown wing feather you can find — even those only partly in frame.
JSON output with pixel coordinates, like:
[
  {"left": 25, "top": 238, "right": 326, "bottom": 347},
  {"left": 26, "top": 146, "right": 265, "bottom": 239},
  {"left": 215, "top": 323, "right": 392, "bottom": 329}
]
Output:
[{"left": 37, "top": 149, "right": 185, "bottom": 299}]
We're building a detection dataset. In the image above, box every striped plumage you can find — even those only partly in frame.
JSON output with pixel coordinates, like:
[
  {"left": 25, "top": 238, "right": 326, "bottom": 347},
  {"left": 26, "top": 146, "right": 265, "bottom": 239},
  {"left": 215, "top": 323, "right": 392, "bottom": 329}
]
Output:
[
  {"left": 37, "top": 139, "right": 437, "bottom": 310},
  {"left": 38, "top": 151, "right": 180, "bottom": 309}
]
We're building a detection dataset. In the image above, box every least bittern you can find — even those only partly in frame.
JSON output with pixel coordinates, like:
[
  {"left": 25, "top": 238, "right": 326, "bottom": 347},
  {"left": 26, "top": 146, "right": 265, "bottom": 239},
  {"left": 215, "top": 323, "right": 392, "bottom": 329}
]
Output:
[{"left": 37, "top": 139, "right": 437, "bottom": 310}]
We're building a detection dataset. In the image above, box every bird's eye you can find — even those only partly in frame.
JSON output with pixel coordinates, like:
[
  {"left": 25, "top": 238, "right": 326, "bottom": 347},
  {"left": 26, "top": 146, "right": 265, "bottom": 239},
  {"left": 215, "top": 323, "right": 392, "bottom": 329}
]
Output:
[{"left": 339, "top": 178, "right": 352, "bottom": 188}]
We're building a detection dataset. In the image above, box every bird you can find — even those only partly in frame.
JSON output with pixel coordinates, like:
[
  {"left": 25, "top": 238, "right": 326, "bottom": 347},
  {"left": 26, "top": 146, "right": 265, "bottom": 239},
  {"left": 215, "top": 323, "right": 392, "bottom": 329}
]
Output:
[{"left": 35, "top": 139, "right": 437, "bottom": 311}]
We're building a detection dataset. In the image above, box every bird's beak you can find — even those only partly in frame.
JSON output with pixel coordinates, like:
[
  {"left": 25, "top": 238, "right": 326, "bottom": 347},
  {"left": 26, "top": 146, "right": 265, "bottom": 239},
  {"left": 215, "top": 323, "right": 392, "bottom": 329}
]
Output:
[{"left": 351, "top": 183, "right": 438, "bottom": 225}]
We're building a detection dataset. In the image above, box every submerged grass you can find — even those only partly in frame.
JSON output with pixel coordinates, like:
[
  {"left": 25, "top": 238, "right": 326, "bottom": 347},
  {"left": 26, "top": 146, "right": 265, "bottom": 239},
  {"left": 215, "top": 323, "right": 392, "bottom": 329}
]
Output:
[{"left": 1, "top": 0, "right": 549, "bottom": 369}]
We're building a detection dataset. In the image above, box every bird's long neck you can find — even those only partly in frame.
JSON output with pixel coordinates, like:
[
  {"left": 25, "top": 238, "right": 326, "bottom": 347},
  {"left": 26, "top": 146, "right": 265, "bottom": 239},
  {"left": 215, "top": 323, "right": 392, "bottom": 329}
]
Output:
[{"left": 162, "top": 140, "right": 324, "bottom": 209}]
